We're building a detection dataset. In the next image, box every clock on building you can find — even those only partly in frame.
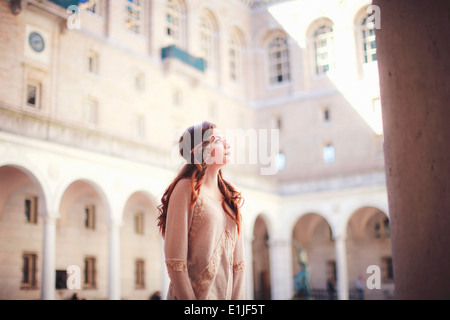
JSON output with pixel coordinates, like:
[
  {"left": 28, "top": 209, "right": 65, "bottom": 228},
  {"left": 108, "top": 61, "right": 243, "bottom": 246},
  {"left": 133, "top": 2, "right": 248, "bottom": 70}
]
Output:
[{"left": 28, "top": 32, "right": 45, "bottom": 53}]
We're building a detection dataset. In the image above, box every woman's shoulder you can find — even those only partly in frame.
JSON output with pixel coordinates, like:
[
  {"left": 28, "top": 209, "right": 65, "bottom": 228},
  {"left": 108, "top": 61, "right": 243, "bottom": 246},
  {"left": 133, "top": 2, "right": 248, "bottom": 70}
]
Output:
[
  {"left": 175, "top": 177, "right": 192, "bottom": 188},
  {"left": 172, "top": 178, "right": 193, "bottom": 197}
]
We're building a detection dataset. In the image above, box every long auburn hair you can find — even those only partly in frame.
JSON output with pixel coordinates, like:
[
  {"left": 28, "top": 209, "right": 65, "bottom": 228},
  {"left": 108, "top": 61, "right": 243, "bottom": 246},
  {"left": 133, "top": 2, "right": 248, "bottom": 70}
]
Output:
[{"left": 157, "top": 121, "right": 244, "bottom": 238}]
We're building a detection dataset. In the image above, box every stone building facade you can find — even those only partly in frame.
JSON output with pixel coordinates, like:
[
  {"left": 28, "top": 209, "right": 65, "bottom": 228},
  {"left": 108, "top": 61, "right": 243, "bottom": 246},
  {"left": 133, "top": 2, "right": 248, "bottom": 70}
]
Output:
[{"left": 0, "top": 0, "right": 393, "bottom": 300}]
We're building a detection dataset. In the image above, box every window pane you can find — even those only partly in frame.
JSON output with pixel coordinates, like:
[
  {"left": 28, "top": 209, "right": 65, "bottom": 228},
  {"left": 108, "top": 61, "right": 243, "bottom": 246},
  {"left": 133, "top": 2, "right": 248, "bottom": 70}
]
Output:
[
  {"left": 25, "top": 199, "right": 31, "bottom": 222},
  {"left": 277, "top": 152, "right": 286, "bottom": 171},
  {"left": 323, "top": 145, "right": 335, "bottom": 162},
  {"left": 268, "top": 37, "right": 290, "bottom": 84},
  {"left": 23, "top": 256, "right": 29, "bottom": 283},
  {"left": 55, "top": 270, "right": 68, "bottom": 289},
  {"left": 27, "top": 84, "right": 37, "bottom": 106}
]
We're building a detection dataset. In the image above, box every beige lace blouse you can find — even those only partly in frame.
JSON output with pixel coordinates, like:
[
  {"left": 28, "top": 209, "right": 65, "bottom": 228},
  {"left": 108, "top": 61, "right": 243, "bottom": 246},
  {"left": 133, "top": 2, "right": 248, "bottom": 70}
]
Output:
[{"left": 164, "top": 178, "right": 245, "bottom": 300}]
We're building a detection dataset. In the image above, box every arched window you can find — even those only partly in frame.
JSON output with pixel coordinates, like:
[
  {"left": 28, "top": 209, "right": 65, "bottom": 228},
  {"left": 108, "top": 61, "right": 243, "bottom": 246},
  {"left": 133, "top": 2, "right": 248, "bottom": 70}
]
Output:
[
  {"left": 360, "top": 13, "right": 377, "bottom": 63},
  {"left": 166, "top": 0, "right": 184, "bottom": 47},
  {"left": 79, "top": 0, "right": 100, "bottom": 15},
  {"left": 229, "top": 33, "right": 242, "bottom": 82},
  {"left": 199, "top": 13, "right": 217, "bottom": 71},
  {"left": 268, "top": 36, "right": 290, "bottom": 85},
  {"left": 313, "top": 24, "right": 335, "bottom": 75},
  {"left": 125, "top": 0, "right": 143, "bottom": 34}
]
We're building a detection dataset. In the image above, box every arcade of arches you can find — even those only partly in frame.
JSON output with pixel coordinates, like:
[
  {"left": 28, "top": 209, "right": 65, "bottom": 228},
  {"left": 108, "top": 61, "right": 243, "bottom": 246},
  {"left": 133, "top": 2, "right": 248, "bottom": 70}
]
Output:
[
  {"left": 0, "top": 165, "right": 162, "bottom": 300},
  {"left": 0, "top": 163, "right": 393, "bottom": 299},
  {"left": 252, "top": 208, "right": 393, "bottom": 300}
]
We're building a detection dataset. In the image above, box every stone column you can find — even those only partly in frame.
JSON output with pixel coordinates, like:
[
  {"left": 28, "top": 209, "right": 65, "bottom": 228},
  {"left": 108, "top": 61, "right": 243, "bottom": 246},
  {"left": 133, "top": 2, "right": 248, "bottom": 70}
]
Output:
[
  {"left": 41, "top": 215, "right": 57, "bottom": 300},
  {"left": 269, "top": 238, "right": 293, "bottom": 300},
  {"left": 373, "top": 0, "right": 450, "bottom": 299},
  {"left": 334, "top": 234, "right": 349, "bottom": 300},
  {"left": 108, "top": 219, "right": 121, "bottom": 300}
]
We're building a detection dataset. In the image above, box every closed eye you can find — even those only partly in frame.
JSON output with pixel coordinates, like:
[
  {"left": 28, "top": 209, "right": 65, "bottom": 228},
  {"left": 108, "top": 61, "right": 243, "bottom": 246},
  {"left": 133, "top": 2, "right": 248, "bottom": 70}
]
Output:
[{"left": 212, "top": 136, "right": 225, "bottom": 143}]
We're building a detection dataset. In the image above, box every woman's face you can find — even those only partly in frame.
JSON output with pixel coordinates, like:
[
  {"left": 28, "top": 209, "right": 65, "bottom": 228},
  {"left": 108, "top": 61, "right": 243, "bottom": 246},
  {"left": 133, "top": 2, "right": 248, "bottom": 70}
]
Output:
[{"left": 206, "top": 128, "right": 231, "bottom": 166}]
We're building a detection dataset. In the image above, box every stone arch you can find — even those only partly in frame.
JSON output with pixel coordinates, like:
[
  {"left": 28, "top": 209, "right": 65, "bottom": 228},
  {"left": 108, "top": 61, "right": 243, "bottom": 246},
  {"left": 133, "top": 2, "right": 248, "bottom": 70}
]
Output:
[
  {"left": 352, "top": 3, "right": 374, "bottom": 26},
  {"left": 252, "top": 214, "right": 272, "bottom": 300},
  {"left": 54, "top": 176, "right": 112, "bottom": 224},
  {"left": 345, "top": 206, "right": 394, "bottom": 299},
  {"left": 0, "top": 164, "right": 49, "bottom": 219},
  {"left": 291, "top": 212, "right": 335, "bottom": 298},
  {"left": 256, "top": 28, "right": 289, "bottom": 50},
  {"left": 0, "top": 164, "right": 49, "bottom": 299},
  {"left": 305, "top": 17, "right": 335, "bottom": 39},
  {"left": 228, "top": 24, "right": 248, "bottom": 49},
  {"left": 55, "top": 178, "right": 112, "bottom": 299},
  {"left": 198, "top": 7, "right": 220, "bottom": 70},
  {"left": 346, "top": 206, "right": 389, "bottom": 239},
  {"left": 339, "top": 201, "right": 389, "bottom": 237},
  {"left": 120, "top": 190, "right": 161, "bottom": 299},
  {"left": 165, "top": 0, "right": 188, "bottom": 48},
  {"left": 304, "top": 16, "right": 336, "bottom": 75},
  {"left": 352, "top": 3, "right": 378, "bottom": 69}
]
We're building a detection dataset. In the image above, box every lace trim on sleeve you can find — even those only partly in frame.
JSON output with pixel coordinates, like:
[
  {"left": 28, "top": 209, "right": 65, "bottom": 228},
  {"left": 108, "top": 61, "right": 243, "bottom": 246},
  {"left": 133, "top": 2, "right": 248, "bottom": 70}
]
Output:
[
  {"left": 233, "top": 261, "right": 245, "bottom": 273},
  {"left": 166, "top": 259, "right": 187, "bottom": 272}
]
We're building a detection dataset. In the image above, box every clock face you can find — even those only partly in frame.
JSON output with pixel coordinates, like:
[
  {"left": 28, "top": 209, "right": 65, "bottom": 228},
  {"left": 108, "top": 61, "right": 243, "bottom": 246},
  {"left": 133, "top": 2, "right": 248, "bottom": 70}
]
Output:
[{"left": 29, "top": 32, "right": 45, "bottom": 53}]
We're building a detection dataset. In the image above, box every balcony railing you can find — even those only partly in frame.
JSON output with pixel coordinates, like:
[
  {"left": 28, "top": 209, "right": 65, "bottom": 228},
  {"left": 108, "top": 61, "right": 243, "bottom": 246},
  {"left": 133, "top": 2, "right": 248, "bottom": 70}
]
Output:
[{"left": 161, "top": 45, "right": 205, "bottom": 73}]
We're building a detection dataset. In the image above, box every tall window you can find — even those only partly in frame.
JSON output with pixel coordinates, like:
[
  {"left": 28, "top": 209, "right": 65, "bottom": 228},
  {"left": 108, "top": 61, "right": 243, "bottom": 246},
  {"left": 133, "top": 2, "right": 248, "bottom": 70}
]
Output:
[
  {"left": 79, "top": 0, "right": 100, "bottom": 15},
  {"left": 88, "top": 51, "right": 99, "bottom": 74},
  {"left": 273, "top": 115, "right": 282, "bottom": 130},
  {"left": 85, "top": 204, "right": 95, "bottom": 230},
  {"left": 313, "top": 24, "right": 335, "bottom": 75},
  {"left": 134, "top": 211, "right": 144, "bottom": 234},
  {"left": 173, "top": 88, "right": 182, "bottom": 107},
  {"left": 323, "top": 107, "right": 330, "bottom": 122},
  {"left": 125, "top": 0, "right": 142, "bottom": 34},
  {"left": 136, "top": 115, "right": 145, "bottom": 139},
  {"left": 87, "top": 98, "right": 99, "bottom": 125},
  {"left": 229, "top": 33, "right": 242, "bottom": 82},
  {"left": 135, "top": 72, "right": 145, "bottom": 92},
  {"left": 22, "top": 253, "right": 37, "bottom": 289},
  {"left": 84, "top": 257, "right": 96, "bottom": 288},
  {"left": 381, "top": 256, "right": 394, "bottom": 282},
  {"left": 276, "top": 152, "right": 286, "bottom": 171},
  {"left": 135, "top": 259, "right": 145, "bottom": 288},
  {"left": 26, "top": 81, "right": 41, "bottom": 108},
  {"left": 361, "top": 13, "right": 377, "bottom": 63},
  {"left": 323, "top": 143, "right": 335, "bottom": 163},
  {"left": 166, "top": 0, "right": 183, "bottom": 47},
  {"left": 25, "top": 196, "right": 38, "bottom": 224},
  {"left": 268, "top": 37, "right": 290, "bottom": 85},
  {"left": 208, "top": 102, "right": 217, "bottom": 119},
  {"left": 200, "top": 13, "right": 216, "bottom": 71},
  {"left": 374, "top": 216, "right": 391, "bottom": 239}
]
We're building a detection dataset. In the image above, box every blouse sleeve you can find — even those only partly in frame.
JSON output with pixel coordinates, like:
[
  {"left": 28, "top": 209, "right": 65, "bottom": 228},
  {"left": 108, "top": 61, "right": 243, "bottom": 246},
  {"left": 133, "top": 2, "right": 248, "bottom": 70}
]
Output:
[
  {"left": 164, "top": 179, "right": 197, "bottom": 300},
  {"left": 231, "top": 227, "right": 246, "bottom": 300}
]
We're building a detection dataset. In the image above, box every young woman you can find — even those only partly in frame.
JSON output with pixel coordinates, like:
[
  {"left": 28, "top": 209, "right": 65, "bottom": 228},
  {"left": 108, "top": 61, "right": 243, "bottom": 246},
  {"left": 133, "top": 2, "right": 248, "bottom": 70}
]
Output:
[{"left": 157, "top": 121, "right": 245, "bottom": 300}]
